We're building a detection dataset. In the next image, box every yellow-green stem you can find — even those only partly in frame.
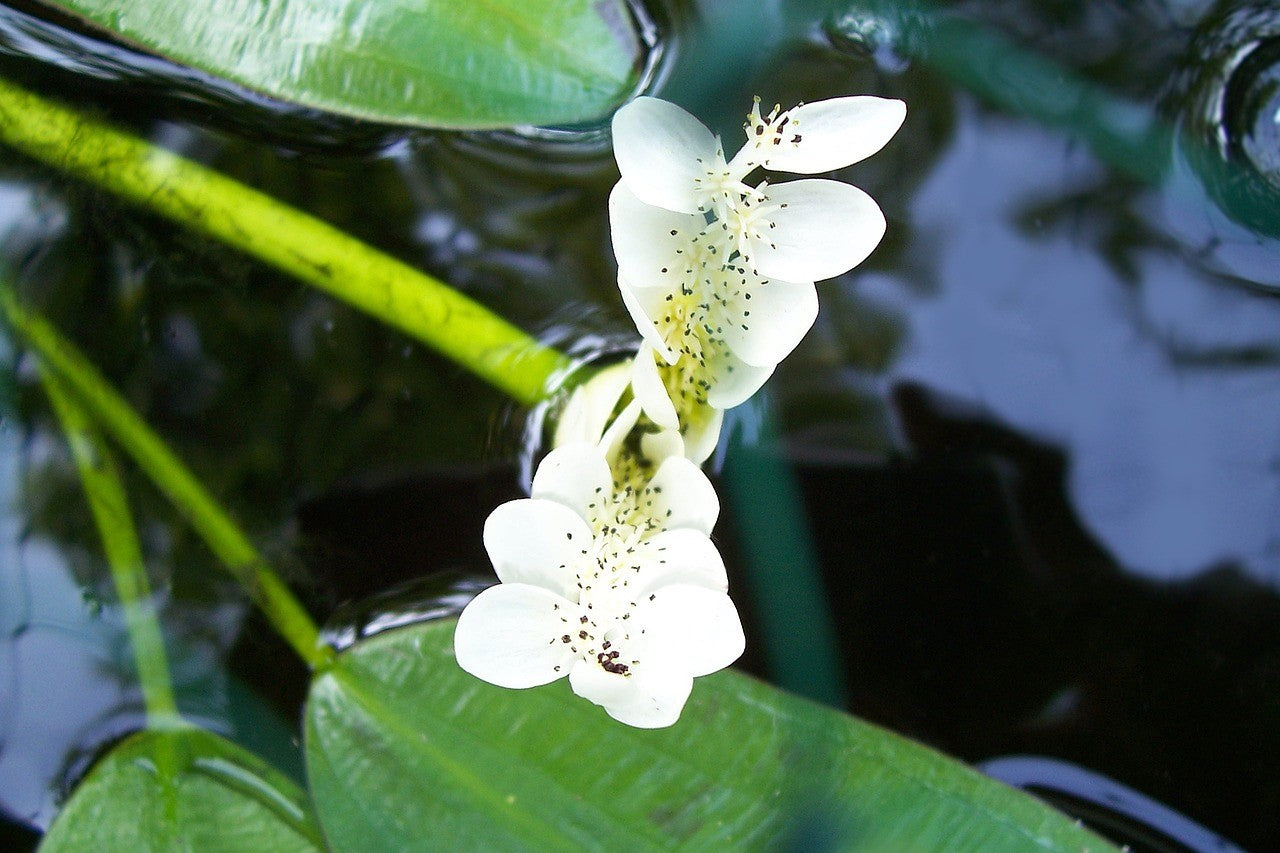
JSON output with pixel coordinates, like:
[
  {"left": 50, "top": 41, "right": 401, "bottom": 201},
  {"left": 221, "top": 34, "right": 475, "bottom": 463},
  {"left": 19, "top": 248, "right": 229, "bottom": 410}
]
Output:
[
  {"left": 0, "top": 76, "right": 573, "bottom": 406},
  {"left": 2, "top": 290, "right": 331, "bottom": 669},
  {"left": 41, "top": 368, "right": 182, "bottom": 726}
]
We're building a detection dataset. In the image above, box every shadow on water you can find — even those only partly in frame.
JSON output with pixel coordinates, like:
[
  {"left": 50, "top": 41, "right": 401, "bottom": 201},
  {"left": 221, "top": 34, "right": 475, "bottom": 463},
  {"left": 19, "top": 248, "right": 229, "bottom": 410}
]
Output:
[{"left": 1, "top": 0, "right": 1279, "bottom": 850}]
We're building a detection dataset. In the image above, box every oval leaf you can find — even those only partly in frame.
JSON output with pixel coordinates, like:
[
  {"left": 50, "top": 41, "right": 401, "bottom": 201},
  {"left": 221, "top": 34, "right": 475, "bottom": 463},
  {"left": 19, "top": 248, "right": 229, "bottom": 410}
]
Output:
[
  {"left": 305, "top": 618, "right": 1114, "bottom": 850},
  {"left": 41, "top": 0, "right": 643, "bottom": 128},
  {"left": 41, "top": 728, "right": 325, "bottom": 852}
]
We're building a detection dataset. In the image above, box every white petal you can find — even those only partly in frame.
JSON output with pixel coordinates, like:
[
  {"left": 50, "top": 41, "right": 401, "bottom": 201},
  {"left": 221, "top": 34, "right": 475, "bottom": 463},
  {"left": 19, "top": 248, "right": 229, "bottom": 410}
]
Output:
[
  {"left": 646, "top": 455, "right": 719, "bottom": 535},
  {"left": 568, "top": 658, "right": 693, "bottom": 728},
  {"left": 641, "top": 584, "right": 745, "bottom": 677},
  {"left": 635, "top": 528, "right": 727, "bottom": 592},
  {"left": 762, "top": 97, "right": 906, "bottom": 174},
  {"left": 719, "top": 280, "right": 818, "bottom": 368},
  {"left": 552, "top": 362, "right": 632, "bottom": 449},
  {"left": 682, "top": 406, "right": 723, "bottom": 464},
  {"left": 612, "top": 97, "right": 719, "bottom": 214},
  {"left": 599, "top": 398, "right": 642, "bottom": 463},
  {"left": 609, "top": 182, "right": 701, "bottom": 293},
  {"left": 483, "top": 498, "right": 590, "bottom": 595},
  {"left": 631, "top": 345, "right": 679, "bottom": 430},
  {"left": 705, "top": 353, "right": 775, "bottom": 409},
  {"left": 454, "top": 584, "right": 579, "bottom": 688},
  {"left": 751, "top": 180, "right": 886, "bottom": 283},
  {"left": 531, "top": 444, "right": 613, "bottom": 520},
  {"left": 619, "top": 276, "right": 679, "bottom": 364},
  {"left": 640, "top": 428, "right": 685, "bottom": 464}
]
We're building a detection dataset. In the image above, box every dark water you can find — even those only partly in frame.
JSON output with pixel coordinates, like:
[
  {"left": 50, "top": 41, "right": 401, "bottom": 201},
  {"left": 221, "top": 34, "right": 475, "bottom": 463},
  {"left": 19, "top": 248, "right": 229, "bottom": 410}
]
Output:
[{"left": 1, "top": 0, "right": 1279, "bottom": 850}]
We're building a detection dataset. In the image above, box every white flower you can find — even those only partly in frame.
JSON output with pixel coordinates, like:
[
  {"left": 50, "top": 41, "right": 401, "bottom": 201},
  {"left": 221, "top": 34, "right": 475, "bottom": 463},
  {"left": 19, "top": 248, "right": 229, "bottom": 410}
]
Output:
[
  {"left": 552, "top": 361, "right": 633, "bottom": 449},
  {"left": 612, "top": 185, "right": 818, "bottom": 410},
  {"left": 608, "top": 95, "right": 904, "bottom": 409},
  {"left": 454, "top": 443, "right": 744, "bottom": 728},
  {"left": 611, "top": 95, "right": 905, "bottom": 281}
]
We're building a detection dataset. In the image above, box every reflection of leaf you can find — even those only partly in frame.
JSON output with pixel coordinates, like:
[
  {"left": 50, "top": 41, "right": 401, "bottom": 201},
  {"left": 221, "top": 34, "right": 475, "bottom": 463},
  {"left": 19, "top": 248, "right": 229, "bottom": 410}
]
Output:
[
  {"left": 1011, "top": 176, "right": 1161, "bottom": 283},
  {"left": 41, "top": 0, "right": 642, "bottom": 128},
  {"left": 40, "top": 727, "right": 325, "bottom": 851},
  {"left": 305, "top": 618, "right": 1114, "bottom": 850}
]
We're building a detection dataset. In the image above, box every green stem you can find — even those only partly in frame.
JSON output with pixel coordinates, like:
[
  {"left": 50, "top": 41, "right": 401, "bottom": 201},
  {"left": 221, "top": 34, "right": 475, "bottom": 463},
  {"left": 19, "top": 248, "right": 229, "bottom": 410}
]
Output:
[
  {"left": 40, "top": 367, "right": 182, "bottom": 726},
  {"left": 1, "top": 290, "right": 330, "bottom": 669},
  {"left": 723, "top": 400, "right": 847, "bottom": 707},
  {"left": 0, "top": 76, "right": 572, "bottom": 406}
]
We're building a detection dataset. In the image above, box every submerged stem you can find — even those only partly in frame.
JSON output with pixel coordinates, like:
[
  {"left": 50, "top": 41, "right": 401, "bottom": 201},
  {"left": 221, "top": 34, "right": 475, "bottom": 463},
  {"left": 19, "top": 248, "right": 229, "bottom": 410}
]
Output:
[
  {"left": 41, "top": 368, "right": 181, "bottom": 726},
  {"left": 0, "top": 76, "right": 573, "bottom": 406},
  {"left": 722, "top": 400, "right": 848, "bottom": 708},
  {"left": 2, "top": 291, "right": 331, "bottom": 670}
]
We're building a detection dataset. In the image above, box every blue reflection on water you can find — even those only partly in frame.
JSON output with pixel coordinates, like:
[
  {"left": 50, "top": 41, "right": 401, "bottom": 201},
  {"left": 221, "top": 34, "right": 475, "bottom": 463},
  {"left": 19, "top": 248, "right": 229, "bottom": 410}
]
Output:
[
  {"left": 0, "top": 430, "right": 134, "bottom": 829},
  {"left": 862, "top": 102, "right": 1280, "bottom": 582},
  {"left": 0, "top": 183, "right": 136, "bottom": 828}
]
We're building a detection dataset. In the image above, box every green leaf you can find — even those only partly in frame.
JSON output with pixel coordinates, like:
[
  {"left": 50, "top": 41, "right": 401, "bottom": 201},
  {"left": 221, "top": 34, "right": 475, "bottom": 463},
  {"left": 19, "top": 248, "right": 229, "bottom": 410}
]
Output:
[
  {"left": 41, "top": 0, "right": 643, "bottom": 128},
  {"left": 305, "top": 618, "right": 1114, "bottom": 851},
  {"left": 40, "top": 727, "right": 326, "bottom": 852}
]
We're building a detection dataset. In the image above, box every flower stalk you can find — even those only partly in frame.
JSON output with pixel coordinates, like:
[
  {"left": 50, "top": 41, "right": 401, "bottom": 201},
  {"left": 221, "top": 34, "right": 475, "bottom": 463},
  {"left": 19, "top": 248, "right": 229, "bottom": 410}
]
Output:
[
  {"left": 40, "top": 367, "right": 183, "bottom": 727},
  {"left": 0, "top": 75, "right": 572, "bottom": 406},
  {"left": 1, "top": 290, "right": 331, "bottom": 670}
]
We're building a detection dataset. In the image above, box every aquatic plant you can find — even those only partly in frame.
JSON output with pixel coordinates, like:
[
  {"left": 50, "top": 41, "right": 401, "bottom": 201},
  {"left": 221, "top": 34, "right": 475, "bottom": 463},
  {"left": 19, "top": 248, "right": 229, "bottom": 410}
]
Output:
[
  {"left": 457, "top": 94, "right": 904, "bottom": 727},
  {"left": 0, "top": 1, "right": 1138, "bottom": 849}
]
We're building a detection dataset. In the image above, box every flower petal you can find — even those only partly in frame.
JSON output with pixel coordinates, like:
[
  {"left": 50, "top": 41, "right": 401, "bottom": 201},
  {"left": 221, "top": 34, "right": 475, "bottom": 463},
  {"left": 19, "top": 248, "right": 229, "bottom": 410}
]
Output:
[
  {"left": 454, "top": 584, "right": 579, "bottom": 688},
  {"left": 645, "top": 455, "right": 719, "bottom": 535},
  {"left": 619, "top": 276, "right": 679, "bottom": 364},
  {"left": 568, "top": 657, "right": 693, "bottom": 728},
  {"left": 682, "top": 405, "right": 724, "bottom": 464},
  {"left": 640, "top": 428, "right": 685, "bottom": 463},
  {"left": 719, "top": 280, "right": 819, "bottom": 368},
  {"left": 599, "top": 398, "right": 642, "bottom": 463},
  {"left": 635, "top": 528, "right": 727, "bottom": 592},
  {"left": 609, "top": 182, "right": 701, "bottom": 293},
  {"left": 641, "top": 584, "right": 745, "bottom": 677},
  {"left": 751, "top": 179, "right": 886, "bottom": 283},
  {"left": 483, "top": 498, "right": 591, "bottom": 595},
  {"left": 705, "top": 353, "right": 775, "bottom": 409},
  {"left": 762, "top": 97, "right": 906, "bottom": 174},
  {"left": 552, "top": 361, "right": 632, "bottom": 448},
  {"left": 612, "top": 97, "right": 719, "bottom": 214},
  {"left": 631, "top": 344, "right": 679, "bottom": 430},
  {"left": 531, "top": 444, "right": 613, "bottom": 520}
]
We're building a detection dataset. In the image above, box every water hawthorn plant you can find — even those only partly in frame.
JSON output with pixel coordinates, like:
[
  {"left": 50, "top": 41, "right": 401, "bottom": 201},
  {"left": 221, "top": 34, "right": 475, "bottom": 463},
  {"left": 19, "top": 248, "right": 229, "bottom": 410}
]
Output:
[{"left": 455, "top": 94, "right": 906, "bottom": 728}]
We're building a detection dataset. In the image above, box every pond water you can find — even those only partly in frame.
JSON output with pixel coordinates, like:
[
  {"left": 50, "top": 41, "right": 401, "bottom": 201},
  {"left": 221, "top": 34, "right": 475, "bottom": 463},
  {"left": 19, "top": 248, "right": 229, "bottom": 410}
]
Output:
[{"left": 1, "top": 0, "right": 1278, "bottom": 849}]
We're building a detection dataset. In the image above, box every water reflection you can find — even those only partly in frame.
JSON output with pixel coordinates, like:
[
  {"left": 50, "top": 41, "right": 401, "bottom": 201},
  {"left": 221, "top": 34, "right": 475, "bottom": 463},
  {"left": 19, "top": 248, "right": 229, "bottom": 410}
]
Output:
[
  {"left": 0, "top": 428, "right": 135, "bottom": 829},
  {"left": 1155, "top": 1, "right": 1280, "bottom": 289},
  {"left": 860, "top": 101, "right": 1280, "bottom": 581},
  {"left": 0, "top": 0, "right": 1278, "bottom": 848},
  {"left": 321, "top": 573, "right": 490, "bottom": 651},
  {"left": 980, "top": 755, "right": 1247, "bottom": 852}
]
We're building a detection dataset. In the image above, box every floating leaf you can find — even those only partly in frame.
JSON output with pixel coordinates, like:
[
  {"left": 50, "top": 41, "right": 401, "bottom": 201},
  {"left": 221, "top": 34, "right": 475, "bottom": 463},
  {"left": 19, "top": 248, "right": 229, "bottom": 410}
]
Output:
[
  {"left": 40, "top": 728, "right": 325, "bottom": 852},
  {"left": 38, "top": 0, "right": 644, "bottom": 128},
  {"left": 305, "top": 618, "right": 1113, "bottom": 850}
]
